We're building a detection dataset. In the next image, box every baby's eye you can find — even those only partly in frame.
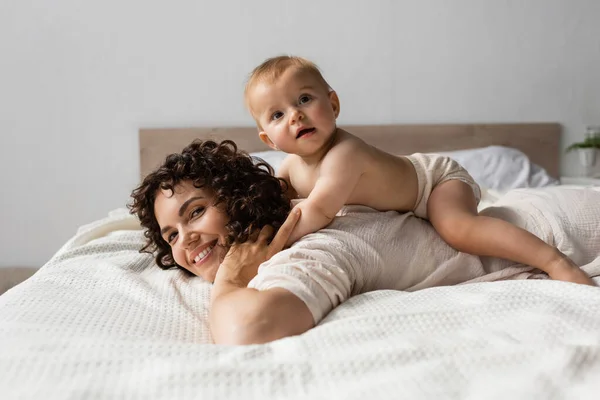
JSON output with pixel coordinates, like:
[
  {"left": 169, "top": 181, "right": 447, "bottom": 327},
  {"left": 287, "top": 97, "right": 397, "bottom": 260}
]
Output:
[
  {"left": 271, "top": 111, "right": 283, "bottom": 121},
  {"left": 190, "top": 207, "right": 205, "bottom": 218},
  {"left": 299, "top": 95, "right": 311, "bottom": 104}
]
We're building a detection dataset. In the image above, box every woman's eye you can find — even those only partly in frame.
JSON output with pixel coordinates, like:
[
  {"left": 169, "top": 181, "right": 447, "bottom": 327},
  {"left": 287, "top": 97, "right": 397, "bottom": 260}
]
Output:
[
  {"left": 191, "top": 207, "right": 205, "bottom": 218},
  {"left": 271, "top": 111, "right": 283, "bottom": 121},
  {"left": 167, "top": 232, "right": 178, "bottom": 244},
  {"left": 299, "top": 95, "right": 311, "bottom": 104}
]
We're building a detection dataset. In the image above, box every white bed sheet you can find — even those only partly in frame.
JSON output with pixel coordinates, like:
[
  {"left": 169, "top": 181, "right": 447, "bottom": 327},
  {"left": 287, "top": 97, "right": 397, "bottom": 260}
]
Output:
[{"left": 1, "top": 187, "right": 600, "bottom": 399}]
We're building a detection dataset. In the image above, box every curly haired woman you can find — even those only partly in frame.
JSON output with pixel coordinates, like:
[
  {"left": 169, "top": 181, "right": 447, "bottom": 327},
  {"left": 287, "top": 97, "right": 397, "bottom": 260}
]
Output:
[{"left": 130, "top": 140, "right": 309, "bottom": 344}]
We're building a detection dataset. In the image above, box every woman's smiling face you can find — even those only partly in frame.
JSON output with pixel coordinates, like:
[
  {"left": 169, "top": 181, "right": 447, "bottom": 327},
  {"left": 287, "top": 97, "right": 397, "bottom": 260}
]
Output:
[{"left": 154, "top": 180, "right": 229, "bottom": 282}]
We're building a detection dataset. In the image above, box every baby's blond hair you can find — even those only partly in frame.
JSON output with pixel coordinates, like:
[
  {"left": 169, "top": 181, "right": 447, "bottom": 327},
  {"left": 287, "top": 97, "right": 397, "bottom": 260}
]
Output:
[{"left": 244, "top": 55, "right": 332, "bottom": 119}]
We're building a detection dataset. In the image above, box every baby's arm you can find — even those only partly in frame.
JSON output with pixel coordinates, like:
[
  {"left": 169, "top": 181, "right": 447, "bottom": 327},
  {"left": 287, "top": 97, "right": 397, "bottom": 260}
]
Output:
[{"left": 286, "top": 141, "right": 366, "bottom": 246}]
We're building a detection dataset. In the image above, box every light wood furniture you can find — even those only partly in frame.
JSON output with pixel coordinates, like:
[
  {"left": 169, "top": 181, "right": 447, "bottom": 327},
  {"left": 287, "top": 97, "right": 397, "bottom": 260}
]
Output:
[
  {"left": 0, "top": 267, "right": 38, "bottom": 295},
  {"left": 560, "top": 176, "right": 600, "bottom": 187},
  {"left": 139, "top": 123, "right": 561, "bottom": 180}
]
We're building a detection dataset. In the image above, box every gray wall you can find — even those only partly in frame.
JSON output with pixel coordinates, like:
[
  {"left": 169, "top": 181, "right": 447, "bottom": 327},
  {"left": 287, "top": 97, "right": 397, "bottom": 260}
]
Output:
[{"left": 1, "top": 0, "right": 599, "bottom": 267}]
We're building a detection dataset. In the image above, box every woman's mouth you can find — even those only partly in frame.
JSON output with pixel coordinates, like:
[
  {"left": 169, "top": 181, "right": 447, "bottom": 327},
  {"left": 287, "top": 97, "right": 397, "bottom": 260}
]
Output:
[{"left": 192, "top": 240, "right": 218, "bottom": 265}]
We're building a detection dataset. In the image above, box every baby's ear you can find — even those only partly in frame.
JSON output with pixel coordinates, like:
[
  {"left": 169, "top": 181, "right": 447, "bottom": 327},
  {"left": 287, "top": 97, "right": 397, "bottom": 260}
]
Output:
[
  {"left": 258, "top": 131, "right": 279, "bottom": 150},
  {"left": 329, "top": 91, "right": 340, "bottom": 118}
]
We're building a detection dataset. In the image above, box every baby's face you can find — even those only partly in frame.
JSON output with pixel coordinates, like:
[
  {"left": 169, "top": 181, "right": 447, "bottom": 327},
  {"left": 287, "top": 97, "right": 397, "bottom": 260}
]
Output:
[
  {"left": 248, "top": 68, "right": 339, "bottom": 157},
  {"left": 154, "top": 180, "right": 229, "bottom": 282}
]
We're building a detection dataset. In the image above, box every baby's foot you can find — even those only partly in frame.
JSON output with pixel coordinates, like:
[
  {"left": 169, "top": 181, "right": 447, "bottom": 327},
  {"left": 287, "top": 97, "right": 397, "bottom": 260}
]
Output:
[{"left": 547, "top": 256, "right": 596, "bottom": 286}]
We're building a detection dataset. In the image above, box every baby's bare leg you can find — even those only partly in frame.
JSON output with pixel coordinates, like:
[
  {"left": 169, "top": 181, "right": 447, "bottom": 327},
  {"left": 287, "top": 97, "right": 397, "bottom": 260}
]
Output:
[{"left": 427, "top": 180, "right": 595, "bottom": 286}]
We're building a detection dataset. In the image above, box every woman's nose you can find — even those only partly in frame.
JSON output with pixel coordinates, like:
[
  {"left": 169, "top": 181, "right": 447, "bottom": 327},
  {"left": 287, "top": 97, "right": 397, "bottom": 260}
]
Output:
[{"left": 180, "top": 228, "right": 199, "bottom": 248}]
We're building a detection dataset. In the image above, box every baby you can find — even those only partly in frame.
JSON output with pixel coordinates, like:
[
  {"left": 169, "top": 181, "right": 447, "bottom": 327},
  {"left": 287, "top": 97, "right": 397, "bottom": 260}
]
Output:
[{"left": 244, "top": 55, "right": 594, "bottom": 286}]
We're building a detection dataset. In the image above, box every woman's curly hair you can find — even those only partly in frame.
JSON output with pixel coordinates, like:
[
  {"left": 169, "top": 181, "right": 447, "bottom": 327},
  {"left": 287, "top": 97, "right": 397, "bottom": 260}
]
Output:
[{"left": 128, "top": 139, "right": 291, "bottom": 270}]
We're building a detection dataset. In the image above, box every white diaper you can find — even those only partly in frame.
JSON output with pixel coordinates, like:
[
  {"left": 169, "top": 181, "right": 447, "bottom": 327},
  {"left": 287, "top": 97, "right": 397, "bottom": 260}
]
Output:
[{"left": 406, "top": 153, "right": 481, "bottom": 219}]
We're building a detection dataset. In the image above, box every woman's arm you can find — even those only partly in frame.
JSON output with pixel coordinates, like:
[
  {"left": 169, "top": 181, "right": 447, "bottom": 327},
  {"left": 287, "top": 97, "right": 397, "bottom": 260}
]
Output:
[
  {"left": 210, "top": 286, "right": 313, "bottom": 345},
  {"left": 209, "top": 209, "right": 314, "bottom": 345}
]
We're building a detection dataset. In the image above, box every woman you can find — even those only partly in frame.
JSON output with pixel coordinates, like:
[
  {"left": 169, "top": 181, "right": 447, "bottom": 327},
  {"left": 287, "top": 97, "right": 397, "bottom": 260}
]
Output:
[
  {"left": 129, "top": 139, "right": 311, "bottom": 345},
  {"left": 129, "top": 140, "right": 598, "bottom": 345}
]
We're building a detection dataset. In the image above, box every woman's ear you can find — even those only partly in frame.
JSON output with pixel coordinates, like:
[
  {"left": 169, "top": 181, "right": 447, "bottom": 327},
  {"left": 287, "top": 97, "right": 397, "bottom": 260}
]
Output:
[
  {"left": 329, "top": 91, "right": 340, "bottom": 118},
  {"left": 259, "top": 132, "right": 279, "bottom": 150}
]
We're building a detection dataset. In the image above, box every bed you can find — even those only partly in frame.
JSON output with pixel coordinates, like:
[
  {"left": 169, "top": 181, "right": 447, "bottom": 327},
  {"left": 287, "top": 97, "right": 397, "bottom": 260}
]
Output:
[{"left": 2, "top": 123, "right": 600, "bottom": 399}]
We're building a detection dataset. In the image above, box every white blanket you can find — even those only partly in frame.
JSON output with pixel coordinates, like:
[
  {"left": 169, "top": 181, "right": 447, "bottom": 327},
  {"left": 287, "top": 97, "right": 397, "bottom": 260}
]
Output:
[{"left": 1, "top": 187, "right": 600, "bottom": 399}]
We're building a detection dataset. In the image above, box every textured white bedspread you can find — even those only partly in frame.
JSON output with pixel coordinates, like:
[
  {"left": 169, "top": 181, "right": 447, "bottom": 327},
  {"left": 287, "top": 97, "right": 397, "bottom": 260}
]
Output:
[{"left": 1, "top": 187, "right": 600, "bottom": 399}]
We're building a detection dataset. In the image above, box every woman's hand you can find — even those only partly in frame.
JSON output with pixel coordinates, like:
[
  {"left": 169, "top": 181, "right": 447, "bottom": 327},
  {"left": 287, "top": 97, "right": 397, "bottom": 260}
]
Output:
[{"left": 213, "top": 208, "right": 301, "bottom": 289}]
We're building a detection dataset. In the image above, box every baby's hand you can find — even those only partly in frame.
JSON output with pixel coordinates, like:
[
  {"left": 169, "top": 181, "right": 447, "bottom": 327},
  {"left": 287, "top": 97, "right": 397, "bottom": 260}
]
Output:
[
  {"left": 547, "top": 257, "right": 596, "bottom": 286},
  {"left": 214, "top": 208, "right": 301, "bottom": 288}
]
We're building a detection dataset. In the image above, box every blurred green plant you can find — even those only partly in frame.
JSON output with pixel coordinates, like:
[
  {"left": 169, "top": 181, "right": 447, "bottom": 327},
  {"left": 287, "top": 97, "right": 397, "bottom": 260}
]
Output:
[{"left": 566, "top": 134, "right": 600, "bottom": 152}]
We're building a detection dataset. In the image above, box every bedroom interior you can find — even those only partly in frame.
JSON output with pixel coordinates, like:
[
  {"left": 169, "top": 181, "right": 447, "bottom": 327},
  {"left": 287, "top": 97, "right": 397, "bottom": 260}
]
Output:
[
  {"left": 2, "top": 123, "right": 600, "bottom": 398},
  {"left": 2, "top": 1, "right": 600, "bottom": 398}
]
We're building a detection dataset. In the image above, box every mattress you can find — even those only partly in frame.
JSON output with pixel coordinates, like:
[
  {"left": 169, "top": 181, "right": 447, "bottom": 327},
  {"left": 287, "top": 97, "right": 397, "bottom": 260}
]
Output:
[{"left": 1, "top": 187, "right": 600, "bottom": 399}]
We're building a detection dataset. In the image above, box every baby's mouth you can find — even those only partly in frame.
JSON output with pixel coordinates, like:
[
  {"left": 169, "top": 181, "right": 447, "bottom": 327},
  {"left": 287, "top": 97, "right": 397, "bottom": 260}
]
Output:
[{"left": 296, "top": 127, "right": 316, "bottom": 139}]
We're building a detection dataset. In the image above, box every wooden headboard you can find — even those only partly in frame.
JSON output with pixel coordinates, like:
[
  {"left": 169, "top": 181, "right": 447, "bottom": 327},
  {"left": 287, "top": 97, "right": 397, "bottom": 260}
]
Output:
[{"left": 139, "top": 123, "right": 561, "bottom": 179}]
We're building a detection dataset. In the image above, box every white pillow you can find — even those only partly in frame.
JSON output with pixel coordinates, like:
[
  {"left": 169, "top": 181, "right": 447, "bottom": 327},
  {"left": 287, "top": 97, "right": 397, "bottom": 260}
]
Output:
[
  {"left": 250, "top": 146, "right": 558, "bottom": 192},
  {"left": 436, "top": 146, "right": 559, "bottom": 191},
  {"left": 250, "top": 150, "right": 288, "bottom": 174}
]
